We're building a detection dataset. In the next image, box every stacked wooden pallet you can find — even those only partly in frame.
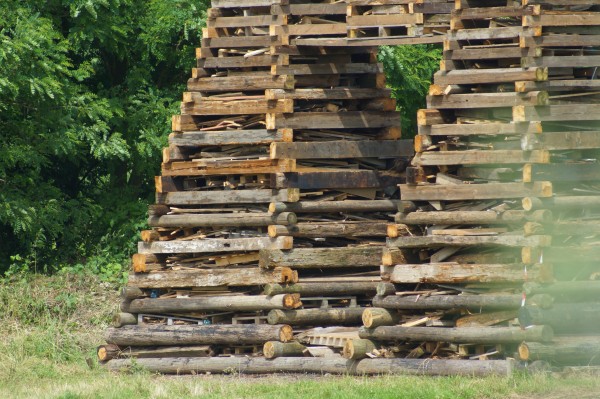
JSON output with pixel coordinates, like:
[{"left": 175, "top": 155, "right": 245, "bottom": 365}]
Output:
[
  {"left": 371, "top": 0, "right": 600, "bottom": 365},
  {"left": 99, "top": 0, "right": 421, "bottom": 371}
]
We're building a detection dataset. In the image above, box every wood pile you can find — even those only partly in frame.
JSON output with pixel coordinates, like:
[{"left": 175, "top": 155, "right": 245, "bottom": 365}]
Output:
[
  {"left": 376, "top": 0, "right": 600, "bottom": 366},
  {"left": 100, "top": 0, "right": 600, "bottom": 374}
]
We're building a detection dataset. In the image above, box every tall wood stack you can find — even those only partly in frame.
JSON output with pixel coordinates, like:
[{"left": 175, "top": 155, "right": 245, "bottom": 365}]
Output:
[
  {"left": 100, "top": 0, "right": 599, "bottom": 375},
  {"left": 371, "top": 0, "right": 600, "bottom": 366}
]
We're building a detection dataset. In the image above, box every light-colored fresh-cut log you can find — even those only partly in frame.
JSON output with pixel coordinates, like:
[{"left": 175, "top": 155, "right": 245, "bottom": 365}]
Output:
[
  {"left": 386, "top": 234, "right": 551, "bottom": 248},
  {"left": 395, "top": 210, "right": 551, "bottom": 225},
  {"left": 181, "top": 99, "right": 293, "bottom": 115},
  {"left": 523, "top": 196, "right": 600, "bottom": 211},
  {"left": 121, "top": 287, "right": 145, "bottom": 300},
  {"left": 267, "top": 111, "right": 400, "bottom": 130},
  {"left": 139, "top": 236, "right": 293, "bottom": 254},
  {"left": 524, "top": 281, "right": 600, "bottom": 297},
  {"left": 148, "top": 212, "right": 296, "bottom": 228},
  {"left": 343, "top": 339, "right": 377, "bottom": 360},
  {"left": 434, "top": 68, "right": 547, "bottom": 86},
  {"left": 382, "top": 263, "right": 551, "bottom": 284},
  {"left": 187, "top": 75, "right": 293, "bottom": 92},
  {"left": 412, "top": 150, "right": 549, "bottom": 166},
  {"left": 113, "top": 313, "right": 137, "bottom": 328},
  {"left": 106, "top": 324, "right": 293, "bottom": 346},
  {"left": 263, "top": 341, "right": 307, "bottom": 359},
  {"left": 267, "top": 308, "right": 365, "bottom": 326},
  {"left": 400, "top": 182, "right": 552, "bottom": 201},
  {"left": 513, "top": 104, "right": 600, "bottom": 122},
  {"left": 105, "top": 357, "right": 515, "bottom": 376},
  {"left": 128, "top": 267, "right": 297, "bottom": 289},
  {"left": 259, "top": 247, "right": 383, "bottom": 269},
  {"left": 269, "top": 200, "right": 404, "bottom": 213},
  {"left": 123, "top": 294, "right": 301, "bottom": 314},
  {"left": 98, "top": 344, "right": 213, "bottom": 362},
  {"left": 270, "top": 140, "right": 413, "bottom": 159},
  {"left": 269, "top": 222, "right": 388, "bottom": 238},
  {"left": 372, "top": 294, "right": 526, "bottom": 310},
  {"left": 169, "top": 129, "right": 290, "bottom": 147},
  {"left": 381, "top": 248, "right": 409, "bottom": 266},
  {"left": 519, "top": 336, "right": 600, "bottom": 365},
  {"left": 157, "top": 189, "right": 299, "bottom": 206},
  {"left": 362, "top": 307, "right": 402, "bottom": 328},
  {"left": 263, "top": 282, "right": 380, "bottom": 297},
  {"left": 427, "top": 91, "right": 548, "bottom": 109},
  {"left": 359, "top": 325, "right": 553, "bottom": 344},
  {"left": 265, "top": 88, "right": 392, "bottom": 100},
  {"left": 519, "top": 304, "right": 600, "bottom": 333}
]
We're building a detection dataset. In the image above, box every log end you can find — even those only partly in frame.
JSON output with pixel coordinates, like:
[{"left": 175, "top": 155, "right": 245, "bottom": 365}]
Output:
[
  {"left": 283, "top": 293, "right": 302, "bottom": 309},
  {"left": 263, "top": 341, "right": 277, "bottom": 359},
  {"left": 279, "top": 325, "right": 294, "bottom": 342},
  {"left": 518, "top": 342, "right": 530, "bottom": 361}
]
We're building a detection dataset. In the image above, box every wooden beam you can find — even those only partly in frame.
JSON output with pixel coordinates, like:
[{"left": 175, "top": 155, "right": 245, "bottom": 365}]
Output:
[
  {"left": 138, "top": 237, "right": 293, "bottom": 254},
  {"left": 386, "top": 235, "right": 551, "bottom": 248},
  {"left": 267, "top": 111, "right": 401, "bottom": 130},
  {"left": 156, "top": 189, "right": 300, "bottom": 206},
  {"left": 270, "top": 140, "right": 413, "bottom": 159},
  {"left": 259, "top": 247, "right": 383, "bottom": 269},
  {"left": 400, "top": 182, "right": 552, "bottom": 201}
]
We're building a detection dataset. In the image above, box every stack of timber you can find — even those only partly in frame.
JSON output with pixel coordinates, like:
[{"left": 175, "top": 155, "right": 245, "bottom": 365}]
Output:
[
  {"left": 374, "top": 0, "right": 600, "bottom": 367},
  {"left": 101, "top": 0, "right": 428, "bottom": 374}
]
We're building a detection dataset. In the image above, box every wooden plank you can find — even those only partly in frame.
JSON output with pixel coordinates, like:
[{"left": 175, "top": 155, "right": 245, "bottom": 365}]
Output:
[
  {"left": 211, "top": 0, "right": 281, "bottom": 7},
  {"left": 265, "top": 88, "right": 392, "bottom": 100},
  {"left": 449, "top": 27, "right": 538, "bottom": 41},
  {"left": 522, "top": 131, "right": 600, "bottom": 151},
  {"left": 516, "top": 80, "right": 600, "bottom": 93},
  {"left": 427, "top": 91, "right": 548, "bottom": 109},
  {"left": 270, "top": 140, "right": 413, "bottom": 159},
  {"left": 434, "top": 68, "right": 547, "bottom": 86},
  {"left": 156, "top": 189, "right": 299, "bottom": 205},
  {"left": 347, "top": 14, "right": 423, "bottom": 27},
  {"left": 202, "top": 36, "right": 277, "bottom": 49},
  {"left": 181, "top": 99, "right": 293, "bottom": 115},
  {"left": 445, "top": 46, "right": 540, "bottom": 60},
  {"left": 513, "top": 104, "right": 600, "bottom": 122},
  {"left": 128, "top": 267, "right": 296, "bottom": 289},
  {"left": 187, "top": 75, "right": 294, "bottom": 92},
  {"left": 138, "top": 237, "right": 293, "bottom": 254},
  {"left": 412, "top": 150, "right": 550, "bottom": 166},
  {"left": 169, "top": 129, "right": 291, "bottom": 147},
  {"left": 386, "top": 235, "right": 551, "bottom": 249},
  {"left": 273, "top": 3, "right": 347, "bottom": 16},
  {"left": 454, "top": 5, "right": 539, "bottom": 19},
  {"left": 525, "top": 13, "right": 600, "bottom": 27},
  {"left": 273, "top": 63, "right": 383, "bottom": 76},
  {"left": 269, "top": 222, "right": 389, "bottom": 238},
  {"left": 162, "top": 159, "right": 295, "bottom": 177},
  {"left": 208, "top": 14, "right": 284, "bottom": 28},
  {"left": 381, "top": 263, "right": 551, "bottom": 284},
  {"left": 523, "top": 163, "right": 600, "bottom": 182},
  {"left": 274, "top": 170, "right": 402, "bottom": 189},
  {"left": 275, "top": 24, "right": 348, "bottom": 37},
  {"left": 522, "top": 34, "right": 600, "bottom": 48},
  {"left": 198, "top": 55, "right": 278, "bottom": 69},
  {"left": 399, "top": 182, "right": 552, "bottom": 201},
  {"left": 522, "top": 56, "right": 600, "bottom": 69},
  {"left": 259, "top": 247, "right": 384, "bottom": 269},
  {"left": 267, "top": 111, "right": 401, "bottom": 130},
  {"left": 419, "top": 122, "right": 541, "bottom": 136}
]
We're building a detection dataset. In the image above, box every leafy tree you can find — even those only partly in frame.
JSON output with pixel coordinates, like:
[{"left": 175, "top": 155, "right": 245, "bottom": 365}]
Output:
[{"left": 379, "top": 44, "right": 442, "bottom": 137}]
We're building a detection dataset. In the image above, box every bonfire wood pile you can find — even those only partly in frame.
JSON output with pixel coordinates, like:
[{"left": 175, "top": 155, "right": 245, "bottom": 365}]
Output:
[{"left": 99, "top": 0, "right": 600, "bottom": 375}]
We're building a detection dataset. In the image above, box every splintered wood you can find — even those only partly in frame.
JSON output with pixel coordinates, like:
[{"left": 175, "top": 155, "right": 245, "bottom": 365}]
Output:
[{"left": 101, "top": 0, "right": 600, "bottom": 375}]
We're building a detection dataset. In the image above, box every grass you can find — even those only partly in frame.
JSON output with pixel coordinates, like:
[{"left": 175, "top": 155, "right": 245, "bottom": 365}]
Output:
[{"left": 1, "top": 273, "right": 599, "bottom": 399}]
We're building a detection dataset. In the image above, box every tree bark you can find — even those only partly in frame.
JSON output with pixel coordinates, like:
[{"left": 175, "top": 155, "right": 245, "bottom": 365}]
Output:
[
  {"left": 267, "top": 308, "right": 365, "bottom": 326},
  {"left": 342, "top": 339, "right": 377, "bottom": 360},
  {"left": 269, "top": 200, "right": 403, "bottom": 213},
  {"left": 113, "top": 312, "right": 137, "bottom": 328},
  {"left": 97, "top": 344, "right": 213, "bottom": 362},
  {"left": 148, "top": 212, "right": 296, "bottom": 228},
  {"left": 268, "top": 222, "right": 388, "bottom": 238},
  {"left": 359, "top": 325, "right": 553, "bottom": 344},
  {"left": 362, "top": 308, "right": 402, "bottom": 328},
  {"left": 372, "top": 294, "right": 531, "bottom": 311},
  {"left": 263, "top": 282, "right": 380, "bottom": 296},
  {"left": 519, "top": 304, "right": 600, "bottom": 333},
  {"left": 106, "top": 324, "right": 293, "bottom": 346},
  {"left": 518, "top": 336, "right": 600, "bottom": 365},
  {"left": 260, "top": 247, "right": 384, "bottom": 269}
]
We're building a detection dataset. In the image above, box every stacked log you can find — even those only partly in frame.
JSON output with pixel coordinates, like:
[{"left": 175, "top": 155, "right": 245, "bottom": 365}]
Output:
[{"left": 377, "top": 0, "right": 600, "bottom": 365}]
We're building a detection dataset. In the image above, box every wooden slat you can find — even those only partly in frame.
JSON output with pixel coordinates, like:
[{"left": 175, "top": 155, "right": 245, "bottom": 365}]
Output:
[
  {"left": 156, "top": 189, "right": 299, "bottom": 205},
  {"left": 400, "top": 182, "right": 552, "bottom": 201},
  {"left": 270, "top": 140, "right": 413, "bottom": 159},
  {"left": 138, "top": 237, "right": 293, "bottom": 254}
]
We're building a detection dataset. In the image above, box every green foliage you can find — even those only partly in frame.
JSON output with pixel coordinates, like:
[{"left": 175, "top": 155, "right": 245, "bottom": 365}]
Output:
[
  {"left": 378, "top": 45, "right": 442, "bottom": 136},
  {"left": 0, "top": 0, "right": 209, "bottom": 277}
]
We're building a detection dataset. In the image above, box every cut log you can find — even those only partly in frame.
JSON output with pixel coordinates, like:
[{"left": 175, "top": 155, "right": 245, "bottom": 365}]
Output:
[
  {"left": 376, "top": 283, "right": 400, "bottom": 296},
  {"left": 372, "top": 294, "right": 526, "bottom": 311},
  {"left": 106, "top": 324, "right": 293, "bottom": 346},
  {"left": 259, "top": 247, "right": 383, "bottom": 269},
  {"left": 519, "top": 304, "right": 600, "bottom": 333},
  {"left": 128, "top": 267, "right": 298, "bottom": 288},
  {"left": 263, "top": 341, "right": 306, "bottom": 359},
  {"left": 381, "top": 248, "right": 409, "bottom": 266},
  {"left": 395, "top": 210, "right": 551, "bottom": 225},
  {"left": 105, "top": 357, "right": 515, "bottom": 376},
  {"left": 97, "top": 344, "right": 213, "bottom": 362},
  {"left": 120, "top": 287, "right": 145, "bottom": 300},
  {"left": 148, "top": 212, "right": 297, "bottom": 228},
  {"left": 113, "top": 312, "right": 137, "bottom": 328},
  {"left": 342, "top": 339, "right": 377, "bottom": 360},
  {"left": 263, "top": 282, "right": 380, "bottom": 297},
  {"left": 522, "top": 196, "right": 600, "bottom": 211},
  {"left": 267, "top": 308, "right": 365, "bottom": 326},
  {"left": 269, "top": 200, "right": 403, "bottom": 213},
  {"left": 359, "top": 325, "right": 553, "bottom": 344},
  {"left": 139, "top": 237, "right": 293, "bottom": 254},
  {"left": 269, "top": 222, "right": 388, "bottom": 238},
  {"left": 362, "top": 307, "right": 402, "bottom": 328},
  {"left": 524, "top": 281, "right": 600, "bottom": 298},
  {"left": 157, "top": 189, "right": 299, "bottom": 206},
  {"left": 386, "top": 235, "right": 551, "bottom": 249},
  {"left": 519, "top": 336, "right": 600, "bottom": 365},
  {"left": 123, "top": 294, "right": 301, "bottom": 313}
]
